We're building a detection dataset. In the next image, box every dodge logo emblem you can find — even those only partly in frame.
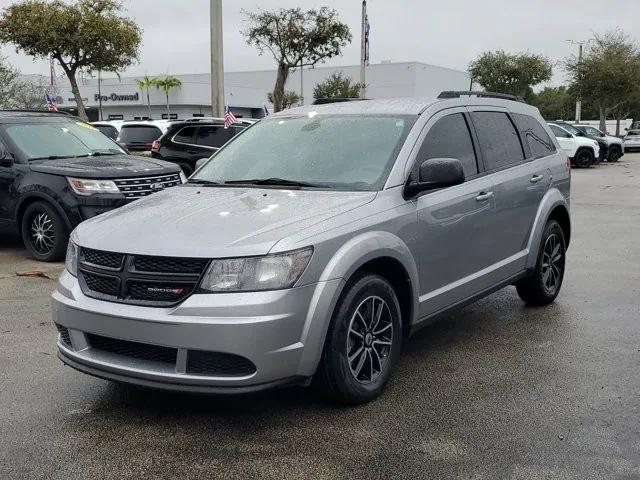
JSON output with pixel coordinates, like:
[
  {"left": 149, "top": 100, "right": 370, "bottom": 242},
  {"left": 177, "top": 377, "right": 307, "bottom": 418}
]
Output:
[
  {"left": 150, "top": 182, "right": 165, "bottom": 192},
  {"left": 147, "top": 287, "right": 185, "bottom": 295}
]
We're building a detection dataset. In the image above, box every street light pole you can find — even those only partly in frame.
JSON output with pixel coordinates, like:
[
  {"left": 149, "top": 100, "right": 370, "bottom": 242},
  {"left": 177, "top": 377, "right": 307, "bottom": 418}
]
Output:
[
  {"left": 567, "top": 39, "right": 589, "bottom": 124},
  {"left": 210, "top": 0, "right": 225, "bottom": 118},
  {"left": 360, "top": 0, "right": 367, "bottom": 99}
]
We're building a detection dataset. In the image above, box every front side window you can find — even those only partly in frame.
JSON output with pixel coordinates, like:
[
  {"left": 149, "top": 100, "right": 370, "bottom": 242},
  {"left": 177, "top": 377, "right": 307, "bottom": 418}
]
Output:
[
  {"left": 415, "top": 113, "right": 478, "bottom": 178},
  {"left": 471, "top": 112, "right": 525, "bottom": 171},
  {"left": 3, "top": 122, "right": 125, "bottom": 160},
  {"left": 513, "top": 114, "right": 556, "bottom": 159},
  {"left": 191, "top": 114, "right": 416, "bottom": 191}
]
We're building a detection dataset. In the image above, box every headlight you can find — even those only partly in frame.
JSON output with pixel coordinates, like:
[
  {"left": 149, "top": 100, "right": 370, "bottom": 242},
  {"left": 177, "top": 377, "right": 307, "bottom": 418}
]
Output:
[
  {"left": 179, "top": 171, "right": 187, "bottom": 183},
  {"left": 65, "top": 241, "right": 78, "bottom": 277},
  {"left": 67, "top": 177, "right": 120, "bottom": 195},
  {"left": 199, "top": 247, "right": 313, "bottom": 292}
]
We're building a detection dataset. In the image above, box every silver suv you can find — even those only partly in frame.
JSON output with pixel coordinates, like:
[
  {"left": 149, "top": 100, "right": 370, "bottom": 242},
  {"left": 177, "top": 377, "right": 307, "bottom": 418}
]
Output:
[{"left": 53, "top": 92, "right": 571, "bottom": 404}]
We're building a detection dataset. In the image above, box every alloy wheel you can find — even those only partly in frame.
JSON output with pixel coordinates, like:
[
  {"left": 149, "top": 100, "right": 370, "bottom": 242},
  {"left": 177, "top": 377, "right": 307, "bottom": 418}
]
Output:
[
  {"left": 541, "top": 233, "right": 563, "bottom": 294},
  {"left": 30, "top": 212, "right": 55, "bottom": 255},
  {"left": 346, "top": 295, "right": 394, "bottom": 384}
]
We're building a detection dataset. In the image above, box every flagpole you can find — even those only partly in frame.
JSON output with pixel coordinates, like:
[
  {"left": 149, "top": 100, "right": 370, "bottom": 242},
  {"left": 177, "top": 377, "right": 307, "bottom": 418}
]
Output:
[{"left": 360, "top": 0, "right": 367, "bottom": 99}]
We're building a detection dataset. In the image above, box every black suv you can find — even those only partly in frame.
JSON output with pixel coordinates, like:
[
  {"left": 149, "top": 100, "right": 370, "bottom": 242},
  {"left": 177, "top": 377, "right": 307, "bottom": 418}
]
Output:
[
  {"left": 0, "top": 111, "right": 184, "bottom": 261},
  {"left": 151, "top": 118, "right": 251, "bottom": 174}
]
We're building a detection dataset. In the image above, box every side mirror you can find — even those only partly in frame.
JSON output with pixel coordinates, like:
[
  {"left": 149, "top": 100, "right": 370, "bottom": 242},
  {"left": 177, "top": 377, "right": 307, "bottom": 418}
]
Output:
[
  {"left": 405, "top": 158, "right": 465, "bottom": 197},
  {"left": 195, "top": 157, "right": 209, "bottom": 170},
  {"left": 0, "top": 149, "right": 13, "bottom": 167}
]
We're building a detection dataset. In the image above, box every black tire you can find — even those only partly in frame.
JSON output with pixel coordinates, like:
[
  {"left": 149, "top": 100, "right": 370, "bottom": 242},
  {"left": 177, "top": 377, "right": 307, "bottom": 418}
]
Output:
[
  {"left": 574, "top": 148, "right": 594, "bottom": 168},
  {"left": 607, "top": 145, "right": 621, "bottom": 162},
  {"left": 316, "top": 274, "right": 403, "bottom": 405},
  {"left": 516, "top": 220, "right": 566, "bottom": 306},
  {"left": 20, "top": 201, "right": 69, "bottom": 262}
]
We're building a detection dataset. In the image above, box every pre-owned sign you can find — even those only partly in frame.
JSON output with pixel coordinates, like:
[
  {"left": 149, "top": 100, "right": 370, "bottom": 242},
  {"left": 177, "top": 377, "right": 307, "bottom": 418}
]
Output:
[{"left": 94, "top": 93, "right": 140, "bottom": 102}]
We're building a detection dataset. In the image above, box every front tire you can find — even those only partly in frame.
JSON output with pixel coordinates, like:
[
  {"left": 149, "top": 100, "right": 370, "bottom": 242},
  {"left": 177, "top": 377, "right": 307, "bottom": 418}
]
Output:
[
  {"left": 574, "top": 148, "right": 594, "bottom": 168},
  {"left": 516, "top": 220, "right": 566, "bottom": 306},
  {"left": 607, "top": 145, "right": 622, "bottom": 162},
  {"left": 316, "top": 274, "right": 403, "bottom": 405},
  {"left": 20, "top": 201, "right": 69, "bottom": 262}
]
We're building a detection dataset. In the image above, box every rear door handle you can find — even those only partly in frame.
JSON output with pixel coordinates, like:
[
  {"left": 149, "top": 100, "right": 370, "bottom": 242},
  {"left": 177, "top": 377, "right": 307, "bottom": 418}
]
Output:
[
  {"left": 530, "top": 174, "right": 544, "bottom": 183},
  {"left": 475, "top": 191, "right": 494, "bottom": 202}
]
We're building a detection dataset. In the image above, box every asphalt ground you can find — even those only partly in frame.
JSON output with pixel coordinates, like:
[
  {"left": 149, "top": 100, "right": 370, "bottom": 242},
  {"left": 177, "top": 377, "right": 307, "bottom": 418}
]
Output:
[{"left": 1, "top": 155, "right": 639, "bottom": 479}]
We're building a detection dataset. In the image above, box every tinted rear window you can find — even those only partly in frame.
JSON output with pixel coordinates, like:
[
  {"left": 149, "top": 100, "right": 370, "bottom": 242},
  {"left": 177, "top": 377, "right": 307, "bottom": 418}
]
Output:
[
  {"left": 196, "top": 125, "right": 244, "bottom": 148},
  {"left": 173, "top": 126, "right": 196, "bottom": 144},
  {"left": 95, "top": 125, "right": 118, "bottom": 140},
  {"left": 119, "top": 126, "right": 162, "bottom": 143},
  {"left": 512, "top": 114, "right": 556, "bottom": 159},
  {"left": 471, "top": 112, "right": 525, "bottom": 171}
]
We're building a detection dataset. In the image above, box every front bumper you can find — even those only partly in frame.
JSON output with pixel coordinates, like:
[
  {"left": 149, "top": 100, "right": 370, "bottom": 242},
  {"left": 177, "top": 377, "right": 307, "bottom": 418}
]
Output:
[{"left": 52, "top": 270, "right": 343, "bottom": 392}]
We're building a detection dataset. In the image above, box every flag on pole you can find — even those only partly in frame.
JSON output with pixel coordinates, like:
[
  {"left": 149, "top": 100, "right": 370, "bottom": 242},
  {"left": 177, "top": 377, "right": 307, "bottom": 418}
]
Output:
[
  {"left": 224, "top": 104, "right": 238, "bottom": 129},
  {"left": 49, "top": 54, "right": 56, "bottom": 86},
  {"left": 44, "top": 92, "right": 58, "bottom": 112}
]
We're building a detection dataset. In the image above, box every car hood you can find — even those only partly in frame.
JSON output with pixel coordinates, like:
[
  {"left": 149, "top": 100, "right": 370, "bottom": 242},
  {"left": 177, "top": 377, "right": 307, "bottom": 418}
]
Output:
[
  {"left": 75, "top": 186, "right": 376, "bottom": 257},
  {"left": 28, "top": 155, "right": 180, "bottom": 179},
  {"left": 604, "top": 135, "right": 623, "bottom": 144}
]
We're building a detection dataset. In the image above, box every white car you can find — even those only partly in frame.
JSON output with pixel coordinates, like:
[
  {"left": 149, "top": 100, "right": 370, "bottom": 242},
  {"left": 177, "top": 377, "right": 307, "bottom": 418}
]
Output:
[
  {"left": 116, "top": 120, "right": 175, "bottom": 152},
  {"left": 574, "top": 124, "right": 624, "bottom": 161},
  {"left": 623, "top": 129, "right": 640, "bottom": 152},
  {"left": 548, "top": 123, "right": 600, "bottom": 168},
  {"left": 90, "top": 120, "right": 124, "bottom": 141}
]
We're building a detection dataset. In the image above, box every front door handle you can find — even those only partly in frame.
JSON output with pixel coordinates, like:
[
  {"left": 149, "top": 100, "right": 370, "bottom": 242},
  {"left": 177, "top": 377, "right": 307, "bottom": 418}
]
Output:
[
  {"left": 530, "top": 174, "right": 544, "bottom": 183},
  {"left": 476, "top": 191, "right": 494, "bottom": 202}
]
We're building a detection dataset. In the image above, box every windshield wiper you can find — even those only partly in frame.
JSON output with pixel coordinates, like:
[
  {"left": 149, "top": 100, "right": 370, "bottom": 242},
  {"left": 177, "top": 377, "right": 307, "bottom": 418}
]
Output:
[
  {"left": 29, "top": 155, "right": 78, "bottom": 161},
  {"left": 187, "top": 179, "right": 221, "bottom": 185},
  {"left": 223, "top": 178, "right": 330, "bottom": 188}
]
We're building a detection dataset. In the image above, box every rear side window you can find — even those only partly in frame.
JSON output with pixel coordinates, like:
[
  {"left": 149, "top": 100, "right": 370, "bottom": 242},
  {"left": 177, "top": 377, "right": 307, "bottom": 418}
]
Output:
[
  {"left": 95, "top": 125, "right": 118, "bottom": 141},
  {"left": 173, "top": 126, "right": 196, "bottom": 144},
  {"left": 196, "top": 125, "right": 236, "bottom": 148},
  {"left": 416, "top": 113, "right": 478, "bottom": 178},
  {"left": 119, "top": 126, "right": 162, "bottom": 143},
  {"left": 471, "top": 112, "right": 525, "bottom": 171},
  {"left": 549, "top": 124, "right": 571, "bottom": 138},
  {"left": 513, "top": 114, "right": 556, "bottom": 159}
]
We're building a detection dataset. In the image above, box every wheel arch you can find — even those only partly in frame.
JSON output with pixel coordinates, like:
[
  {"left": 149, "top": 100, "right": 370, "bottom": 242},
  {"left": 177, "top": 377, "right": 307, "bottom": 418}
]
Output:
[
  {"left": 525, "top": 189, "right": 571, "bottom": 270},
  {"left": 15, "top": 193, "right": 73, "bottom": 235}
]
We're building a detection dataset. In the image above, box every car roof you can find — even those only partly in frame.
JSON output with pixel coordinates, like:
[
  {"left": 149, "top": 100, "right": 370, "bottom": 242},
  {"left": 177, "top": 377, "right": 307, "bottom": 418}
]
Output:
[
  {"left": 273, "top": 95, "right": 541, "bottom": 117},
  {"left": 0, "top": 110, "right": 76, "bottom": 123}
]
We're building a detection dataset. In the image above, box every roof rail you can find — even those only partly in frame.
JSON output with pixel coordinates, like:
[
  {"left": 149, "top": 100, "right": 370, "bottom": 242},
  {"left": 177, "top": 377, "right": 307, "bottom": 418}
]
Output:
[
  {"left": 0, "top": 109, "right": 74, "bottom": 116},
  {"left": 437, "top": 91, "right": 526, "bottom": 103},
  {"left": 312, "top": 97, "right": 367, "bottom": 105}
]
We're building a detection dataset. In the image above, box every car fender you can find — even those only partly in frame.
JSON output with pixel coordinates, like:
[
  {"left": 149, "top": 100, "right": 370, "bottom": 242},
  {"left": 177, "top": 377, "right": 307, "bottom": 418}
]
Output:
[
  {"left": 296, "top": 231, "right": 420, "bottom": 374},
  {"left": 14, "top": 188, "right": 74, "bottom": 231},
  {"left": 525, "top": 188, "right": 570, "bottom": 270}
]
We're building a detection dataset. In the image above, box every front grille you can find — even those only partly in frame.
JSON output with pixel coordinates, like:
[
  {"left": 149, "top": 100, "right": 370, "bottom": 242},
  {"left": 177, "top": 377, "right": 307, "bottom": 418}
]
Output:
[
  {"left": 55, "top": 324, "right": 72, "bottom": 349},
  {"left": 87, "top": 333, "right": 177, "bottom": 364},
  {"left": 78, "top": 248, "right": 207, "bottom": 307},
  {"left": 133, "top": 255, "right": 208, "bottom": 274},
  {"left": 83, "top": 272, "right": 120, "bottom": 297},
  {"left": 187, "top": 350, "right": 256, "bottom": 376},
  {"left": 114, "top": 173, "right": 182, "bottom": 199},
  {"left": 81, "top": 247, "right": 124, "bottom": 270}
]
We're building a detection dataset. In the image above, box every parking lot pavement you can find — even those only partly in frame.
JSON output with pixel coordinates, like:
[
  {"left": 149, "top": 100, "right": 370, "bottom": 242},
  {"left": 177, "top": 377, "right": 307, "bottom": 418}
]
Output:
[{"left": 1, "top": 157, "right": 640, "bottom": 480}]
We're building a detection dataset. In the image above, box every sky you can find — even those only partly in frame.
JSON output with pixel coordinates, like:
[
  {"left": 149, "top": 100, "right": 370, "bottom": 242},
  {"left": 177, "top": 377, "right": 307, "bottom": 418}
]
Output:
[{"left": 0, "top": 0, "right": 638, "bottom": 86}]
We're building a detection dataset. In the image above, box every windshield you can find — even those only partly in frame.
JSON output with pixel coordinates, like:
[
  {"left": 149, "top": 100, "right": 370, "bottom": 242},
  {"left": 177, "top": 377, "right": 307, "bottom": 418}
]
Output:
[
  {"left": 118, "top": 125, "right": 162, "bottom": 144},
  {"left": 191, "top": 114, "right": 415, "bottom": 191},
  {"left": 4, "top": 122, "right": 125, "bottom": 160}
]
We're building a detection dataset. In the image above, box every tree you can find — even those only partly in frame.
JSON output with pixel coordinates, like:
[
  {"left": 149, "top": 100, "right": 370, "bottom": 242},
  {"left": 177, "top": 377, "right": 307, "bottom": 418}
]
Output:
[
  {"left": 154, "top": 76, "right": 182, "bottom": 118},
  {"left": 313, "top": 72, "right": 364, "bottom": 100},
  {"left": 136, "top": 75, "right": 156, "bottom": 119},
  {"left": 0, "top": 0, "right": 141, "bottom": 121},
  {"left": 0, "top": 57, "right": 55, "bottom": 109},
  {"left": 565, "top": 30, "right": 640, "bottom": 133},
  {"left": 267, "top": 90, "right": 300, "bottom": 110},
  {"left": 242, "top": 7, "right": 351, "bottom": 112},
  {"left": 468, "top": 50, "right": 552, "bottom": 100},
  {"left": 530, "top": 86, "right": 575, "bottom": 121}
]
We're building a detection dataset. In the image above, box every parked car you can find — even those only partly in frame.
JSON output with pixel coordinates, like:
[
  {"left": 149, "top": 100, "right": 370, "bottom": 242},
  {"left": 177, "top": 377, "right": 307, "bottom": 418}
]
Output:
[
  {"left": 53, "top": 92, "right": 570, "bottom": 404},
  {"left": 551, "top": 121, "right": 606, "bottom": 164},
  {"left": 90, "top": 120, "right": 124, "bottom": 141},
  {"left": 573, "top": 124, "right": 624, "bottom": 162},
  {"left": 548, "top": 122, "right": 600, "bottom": 167},
  {"left": 0, "top": 111, "right": 185, "bottom": 261},
  {"left": 116, "top": 120, "right": 174, "bottom": 152},
  {"left": 151, "top": 118, "right": 251, "bottom": 174},
  {"left": 623, "top": 129, "right": 640, "bottom": 152}
]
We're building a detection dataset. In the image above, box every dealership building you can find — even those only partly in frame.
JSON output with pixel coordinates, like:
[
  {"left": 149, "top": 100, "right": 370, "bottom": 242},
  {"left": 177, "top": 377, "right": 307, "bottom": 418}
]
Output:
[{"left": 53, "top": 61, "right": 471, "bottom": 121}]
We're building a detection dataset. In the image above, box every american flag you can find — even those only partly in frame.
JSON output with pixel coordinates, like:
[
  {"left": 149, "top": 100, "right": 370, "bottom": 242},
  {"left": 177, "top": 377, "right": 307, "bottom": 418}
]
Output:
[
  {"left": 44, "top": 92, "right": 58, "bottom": 112},
  {"left": 224, "top": 104, "right": 238, "bottom": 129}
]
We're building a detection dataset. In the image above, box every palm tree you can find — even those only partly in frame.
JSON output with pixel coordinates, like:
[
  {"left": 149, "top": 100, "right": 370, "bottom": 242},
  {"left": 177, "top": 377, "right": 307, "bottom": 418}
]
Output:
[
  {"left": 154, "top": 76, "right": 182, "bottom": 118},
  {"left": 136, "top": 75, "right": 156, "bottom": 119}
]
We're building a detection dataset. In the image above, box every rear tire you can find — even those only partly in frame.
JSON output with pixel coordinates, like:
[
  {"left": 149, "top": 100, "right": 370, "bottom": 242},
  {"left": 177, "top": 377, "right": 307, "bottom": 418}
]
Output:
[
  {"left": 607, "top": 145, "right": 621, "bottom": 162},
  {"left": 516, "top": 220, "right": 566, "bottom": 306},
  {"left": 316, "top": 274, "right": 403, "bottom": 405},
  {"left": 20, "top": 201, "right": 69, "bottom": 262},
  {"left": 574, "top": 148, "right": 594, "bottom": 168}
]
